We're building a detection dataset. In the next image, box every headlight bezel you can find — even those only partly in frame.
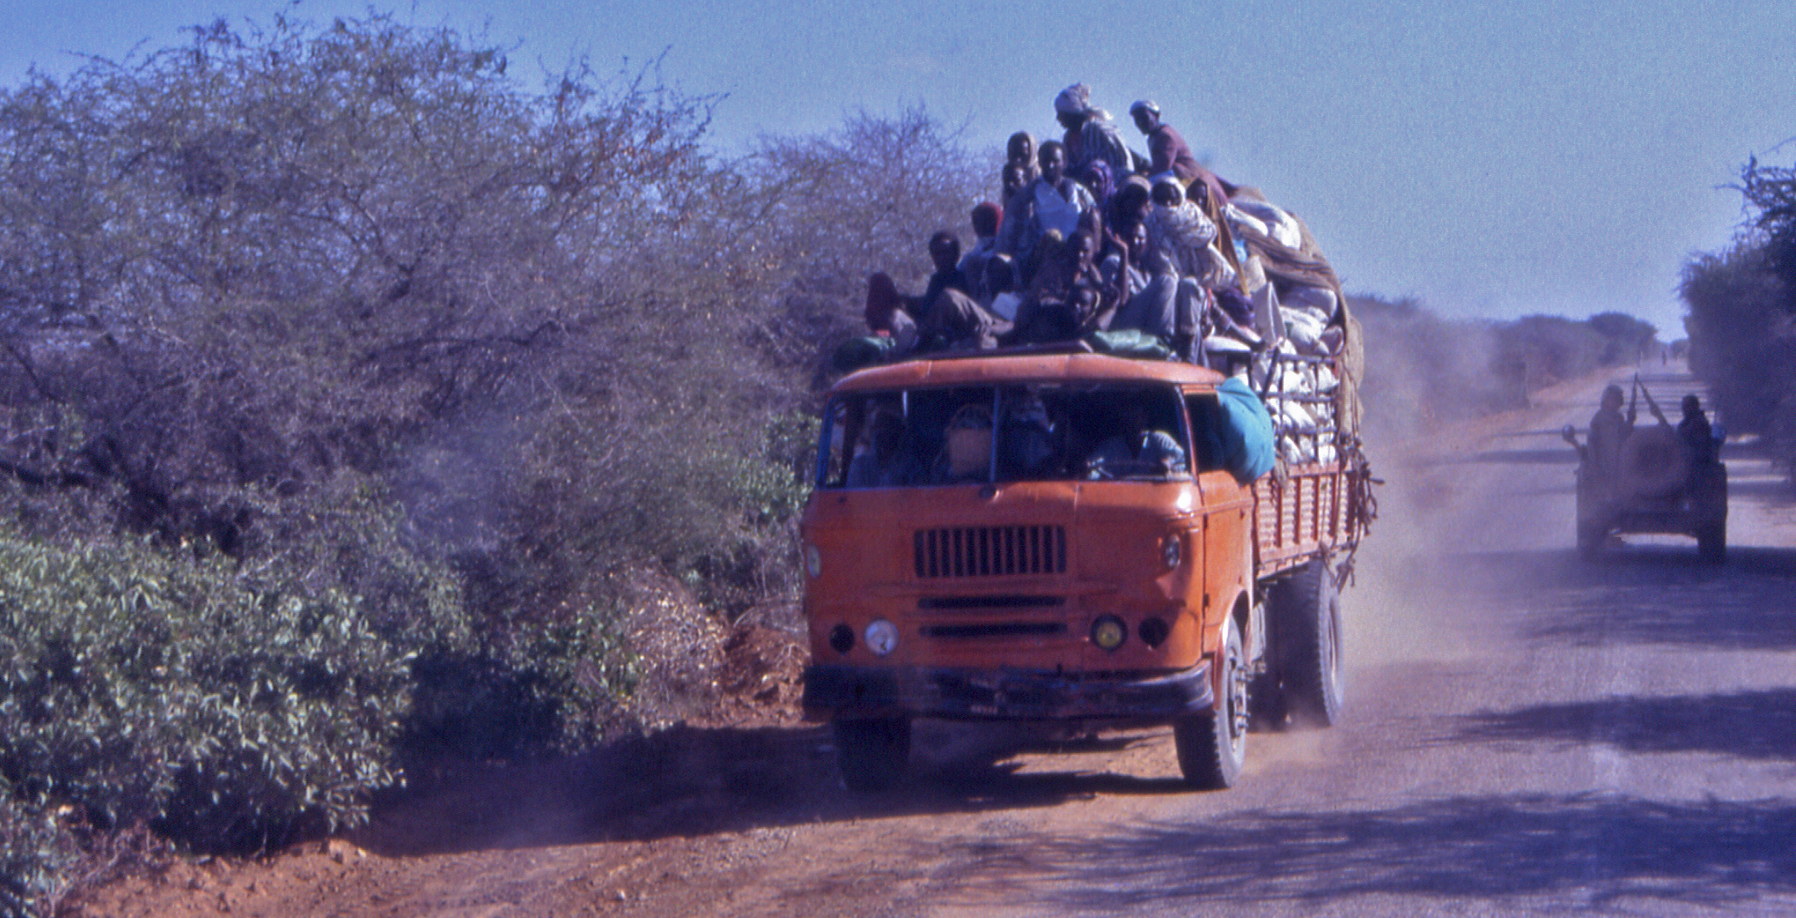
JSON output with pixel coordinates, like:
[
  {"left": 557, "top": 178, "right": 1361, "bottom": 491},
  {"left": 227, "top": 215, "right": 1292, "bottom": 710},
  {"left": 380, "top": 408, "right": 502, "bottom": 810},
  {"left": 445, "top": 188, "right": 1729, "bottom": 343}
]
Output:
[
  {"left": 864, "top": 618, "right": 899, "bottom": 656},
  {"left": 1160, "top": 532, "right": 1183, "bottom": 571}
]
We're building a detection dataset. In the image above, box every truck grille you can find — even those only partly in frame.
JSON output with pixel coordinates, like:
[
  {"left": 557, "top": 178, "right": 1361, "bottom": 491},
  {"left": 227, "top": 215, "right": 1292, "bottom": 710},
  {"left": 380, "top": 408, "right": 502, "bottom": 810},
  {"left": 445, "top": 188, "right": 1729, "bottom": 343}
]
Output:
[{"left": 913, "top": 525, "right": 1067, "bottom": 579}]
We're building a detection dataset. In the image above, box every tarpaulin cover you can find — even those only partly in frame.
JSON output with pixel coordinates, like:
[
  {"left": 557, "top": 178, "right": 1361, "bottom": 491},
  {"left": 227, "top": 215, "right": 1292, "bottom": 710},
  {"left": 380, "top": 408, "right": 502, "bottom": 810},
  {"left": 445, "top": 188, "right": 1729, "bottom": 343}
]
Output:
[
  {"left": 1216, "top": 376, "right": 1276, "bottom": 483},
  {"left": 1083, "top": 329, "right": 1173, "bottom": 359}
]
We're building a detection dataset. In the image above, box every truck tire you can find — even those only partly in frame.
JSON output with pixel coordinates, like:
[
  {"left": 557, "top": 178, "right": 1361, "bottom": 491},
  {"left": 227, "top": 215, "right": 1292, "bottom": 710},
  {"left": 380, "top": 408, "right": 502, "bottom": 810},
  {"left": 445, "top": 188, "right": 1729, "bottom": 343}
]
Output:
[
  {"left": 1576, "top": 522, "right": 1604, "bottom": 561},
  {"left": 1175, "top": 618, "right": 1247, "bottom": 789},
  {"left": 1698, "top": 521, "right": 1726, "bottom": 564},
  {"left": 833, "top": 717, "right": 910, "bottom": 792},
  {"left": 1278, "top": 560, "right": 1345, "bottom": 728}
]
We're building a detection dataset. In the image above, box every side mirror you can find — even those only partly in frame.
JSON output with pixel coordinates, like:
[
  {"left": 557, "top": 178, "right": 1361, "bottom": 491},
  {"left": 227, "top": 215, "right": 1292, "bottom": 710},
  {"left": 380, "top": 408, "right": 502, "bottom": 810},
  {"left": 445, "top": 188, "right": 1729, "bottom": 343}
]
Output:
[{"left": 1560, "top": 424, "right": 1578, "bottom": 446}]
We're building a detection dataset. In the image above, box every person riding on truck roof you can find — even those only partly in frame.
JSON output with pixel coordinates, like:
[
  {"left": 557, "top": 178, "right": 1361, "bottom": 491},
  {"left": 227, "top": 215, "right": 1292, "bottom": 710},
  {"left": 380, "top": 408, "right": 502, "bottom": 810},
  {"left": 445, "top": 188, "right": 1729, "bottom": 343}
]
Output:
[{"left": 998, "top": 140, "right": 1096, "bottom": 281}]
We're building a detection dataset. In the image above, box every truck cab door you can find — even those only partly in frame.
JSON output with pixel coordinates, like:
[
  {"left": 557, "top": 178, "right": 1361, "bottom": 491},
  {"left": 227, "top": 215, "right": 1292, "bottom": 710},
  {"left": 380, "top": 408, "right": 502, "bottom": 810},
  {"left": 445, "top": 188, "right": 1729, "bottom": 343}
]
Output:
[{"left": 1186, "top": 390, "right": 1255, "bottom": 646}]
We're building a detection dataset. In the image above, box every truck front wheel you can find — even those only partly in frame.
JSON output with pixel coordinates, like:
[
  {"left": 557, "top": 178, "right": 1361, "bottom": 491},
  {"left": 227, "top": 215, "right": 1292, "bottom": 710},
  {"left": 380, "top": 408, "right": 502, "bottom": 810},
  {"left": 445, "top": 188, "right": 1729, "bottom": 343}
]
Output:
[
  {"left": 832, "top": 717, "right": 910, "bottom": 792},
  {"left": 1175, "top": 618, "right": 1247, "bottom": 789}
]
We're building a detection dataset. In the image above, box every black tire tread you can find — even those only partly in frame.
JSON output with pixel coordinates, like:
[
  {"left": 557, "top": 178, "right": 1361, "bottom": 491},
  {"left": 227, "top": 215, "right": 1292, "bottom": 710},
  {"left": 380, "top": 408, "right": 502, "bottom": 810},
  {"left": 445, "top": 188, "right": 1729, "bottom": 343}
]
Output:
[
  {"left": 1175, "top": 619, "right": 1245, "bottom": 790},
  {"left": 1280, "top": 561, "right": 1345, "bottom": 728}
]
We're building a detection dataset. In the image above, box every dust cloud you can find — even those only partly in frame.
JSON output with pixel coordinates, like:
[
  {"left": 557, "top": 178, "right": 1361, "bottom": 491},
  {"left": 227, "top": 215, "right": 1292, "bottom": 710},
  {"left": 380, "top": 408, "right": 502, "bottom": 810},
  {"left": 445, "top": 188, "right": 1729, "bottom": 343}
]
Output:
[{"left": 1342, "top": 322, "right": 1606, "bottom": 672}]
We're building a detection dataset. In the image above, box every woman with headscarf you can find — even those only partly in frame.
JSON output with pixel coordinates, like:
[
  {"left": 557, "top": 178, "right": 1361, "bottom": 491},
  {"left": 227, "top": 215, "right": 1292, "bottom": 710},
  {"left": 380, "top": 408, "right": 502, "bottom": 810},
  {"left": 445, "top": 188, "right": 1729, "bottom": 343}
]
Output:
[
  {"left": 1005, "top": 132, "right": 1039, "bottom": 186},
  {"left": 1054, "top": 83, "right": 1140, "bottom": 183}
]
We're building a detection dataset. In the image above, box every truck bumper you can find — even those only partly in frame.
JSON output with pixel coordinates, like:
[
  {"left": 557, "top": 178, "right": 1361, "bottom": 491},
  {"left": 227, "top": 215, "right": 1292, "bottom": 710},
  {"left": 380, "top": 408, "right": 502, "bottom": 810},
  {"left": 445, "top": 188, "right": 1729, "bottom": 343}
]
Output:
[{"left": 802, "top": 662, "right": 1214, "bottom": 723}]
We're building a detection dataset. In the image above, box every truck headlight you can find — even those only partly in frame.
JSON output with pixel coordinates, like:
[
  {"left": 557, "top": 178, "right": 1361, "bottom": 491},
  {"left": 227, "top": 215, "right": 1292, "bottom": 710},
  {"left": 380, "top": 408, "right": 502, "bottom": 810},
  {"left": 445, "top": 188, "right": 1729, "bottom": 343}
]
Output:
[
  {"left": 1091, "top": 615, "right": 1127, "bottom": 651},
  {"left": 865, "top": 619, "right": 899, "bottom": 656},
  {"left": 1161, "top": 534, "right": 1183, "bottom": 570},
  {"left": 805, "top": 543, "right": 823, "bottom": 578}
]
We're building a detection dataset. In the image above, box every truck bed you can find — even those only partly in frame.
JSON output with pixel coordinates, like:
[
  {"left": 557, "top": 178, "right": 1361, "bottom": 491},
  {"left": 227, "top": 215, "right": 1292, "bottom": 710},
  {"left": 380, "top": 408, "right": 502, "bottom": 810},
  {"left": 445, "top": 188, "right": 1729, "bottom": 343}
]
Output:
[{"left": 1253, "top": 460, "right": 1358, "bottom": 580}]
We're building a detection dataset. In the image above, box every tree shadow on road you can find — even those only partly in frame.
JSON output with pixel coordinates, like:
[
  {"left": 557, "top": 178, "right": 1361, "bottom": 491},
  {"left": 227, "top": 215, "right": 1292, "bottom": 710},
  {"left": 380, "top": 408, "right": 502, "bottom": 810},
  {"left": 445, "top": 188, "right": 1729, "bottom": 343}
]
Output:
[
  {"left": 1525, "top": 545, "right": 1796, "bottom": 651},
  {"left": 1449, "top": 688, "right": 1796, "bottom": 762},
  {"left": 931, "top": 793, "right": 1796, "bottom": 912},
  {"left": 1427, "top": 546, "right": 1796, "bottom": 652},
  {"left": 355, "top": 720, "right": 1188, "bottom": 858}
]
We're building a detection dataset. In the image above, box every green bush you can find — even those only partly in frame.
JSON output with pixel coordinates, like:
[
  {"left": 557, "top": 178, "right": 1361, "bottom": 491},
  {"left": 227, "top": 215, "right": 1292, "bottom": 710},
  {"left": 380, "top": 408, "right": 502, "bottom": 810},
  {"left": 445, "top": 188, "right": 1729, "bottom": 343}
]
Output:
[
  {"left": 404, "top": 601, "right": 638, "bottom": 762},
  {"left": 1682, "top": 240, "right": 1796, "bottom": 442},
  {"left": 0, "top": 784, "right": 79, "bottom": 918},
  {"left": 0, "top": 10, "right": 991, "bottom": 901},
  {"left": 0, "top": 532, "right": 408, "bottom": 853}
]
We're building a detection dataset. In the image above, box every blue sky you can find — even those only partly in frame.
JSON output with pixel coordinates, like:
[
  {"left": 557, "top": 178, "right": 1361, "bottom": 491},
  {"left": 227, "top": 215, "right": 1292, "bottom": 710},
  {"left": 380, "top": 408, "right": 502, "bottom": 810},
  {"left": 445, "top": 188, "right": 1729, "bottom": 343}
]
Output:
[{"left": 7, "top": 0, "right": 1796, "bottom": 335}]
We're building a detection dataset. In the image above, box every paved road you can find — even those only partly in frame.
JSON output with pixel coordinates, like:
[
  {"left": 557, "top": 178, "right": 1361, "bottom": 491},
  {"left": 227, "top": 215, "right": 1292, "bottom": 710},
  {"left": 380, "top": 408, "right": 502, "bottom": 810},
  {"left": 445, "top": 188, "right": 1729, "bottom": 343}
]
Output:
[{"left": 99, "top": 367, "right": 1796, "bottom": 917}]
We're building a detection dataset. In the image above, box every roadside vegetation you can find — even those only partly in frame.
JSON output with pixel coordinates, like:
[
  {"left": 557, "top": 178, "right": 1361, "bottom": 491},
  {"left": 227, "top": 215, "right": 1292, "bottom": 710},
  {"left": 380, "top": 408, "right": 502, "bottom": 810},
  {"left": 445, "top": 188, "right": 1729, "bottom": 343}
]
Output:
[
  {"left": 1680, "top": 154, "right": 1796, "bottom": 480},
  {"left": 0, "top": 14, "right": 983, "bottom": 913},
  {"left": 0, "top": 13, "right": 1664, "bottom": 915}
]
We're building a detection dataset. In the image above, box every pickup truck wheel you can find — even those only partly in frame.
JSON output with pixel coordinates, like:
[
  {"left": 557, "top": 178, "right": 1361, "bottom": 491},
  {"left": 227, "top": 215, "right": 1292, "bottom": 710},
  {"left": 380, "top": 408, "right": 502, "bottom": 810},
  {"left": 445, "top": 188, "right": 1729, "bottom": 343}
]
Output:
[
  {"left": 1698, "top": 521, "right": 1726, "bottom": 564},
  {"left": 1175, "top": 618, "right": 1246, "bottom": 789},
  {"left": 833, "top": 717, "right": 910, "bottom": 792},
  {"left": 1576, "top": 522, "right": 1604, "bottom": 561},
  {"left": 1281, "top": 561, "right": 1345, "bottom": 728}
]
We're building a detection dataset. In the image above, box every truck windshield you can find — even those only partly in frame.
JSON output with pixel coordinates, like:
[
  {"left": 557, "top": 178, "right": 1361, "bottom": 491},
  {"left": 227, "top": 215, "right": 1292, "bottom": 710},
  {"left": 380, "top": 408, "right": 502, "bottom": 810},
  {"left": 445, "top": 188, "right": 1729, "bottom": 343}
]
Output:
[{"left": 817, "top": 383, "right": 1190, "bottom": 488}]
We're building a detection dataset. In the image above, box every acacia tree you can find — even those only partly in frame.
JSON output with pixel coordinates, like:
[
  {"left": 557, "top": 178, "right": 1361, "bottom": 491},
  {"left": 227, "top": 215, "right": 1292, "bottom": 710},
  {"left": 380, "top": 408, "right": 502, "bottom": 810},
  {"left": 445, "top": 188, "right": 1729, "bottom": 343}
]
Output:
[
  {"left": 1738, "top": 154, "right": 1796, "bottom": 315},
  {"left": 744, "top": 107, "right": 995, "bottom": 370},
  {"left": 0, "top": 13, "right": 787, "bottom": 603},
  {"left": 1680, "top": 153, "right": 1796, "bottom": 465}
]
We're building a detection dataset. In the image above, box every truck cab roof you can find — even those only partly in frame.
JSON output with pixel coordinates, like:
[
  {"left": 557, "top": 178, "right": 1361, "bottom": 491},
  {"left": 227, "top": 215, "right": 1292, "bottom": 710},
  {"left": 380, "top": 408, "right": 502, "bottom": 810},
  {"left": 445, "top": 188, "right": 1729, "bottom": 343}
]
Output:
[{"left": 830, "top": 352, "right": 1227, "bottom": 395}]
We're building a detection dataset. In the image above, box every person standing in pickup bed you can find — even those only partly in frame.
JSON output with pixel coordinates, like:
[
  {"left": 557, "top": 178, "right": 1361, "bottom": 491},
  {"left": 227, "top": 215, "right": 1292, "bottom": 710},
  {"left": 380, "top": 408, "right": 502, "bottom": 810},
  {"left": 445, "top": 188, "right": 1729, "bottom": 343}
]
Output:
[
  {"left": 1588, "top": 384, "right": 1635, "bottom": 489},
  {"left": 1678, "top": 394, "right": 1718, "bottom": 466}
]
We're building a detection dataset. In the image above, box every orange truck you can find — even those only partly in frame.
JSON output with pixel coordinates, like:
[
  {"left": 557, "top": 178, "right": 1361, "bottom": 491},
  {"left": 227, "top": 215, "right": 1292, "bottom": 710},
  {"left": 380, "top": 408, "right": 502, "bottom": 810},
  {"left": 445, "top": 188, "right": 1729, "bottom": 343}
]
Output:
[{"left": 799, "top": 346, "right": 1373, "bottom": 790}]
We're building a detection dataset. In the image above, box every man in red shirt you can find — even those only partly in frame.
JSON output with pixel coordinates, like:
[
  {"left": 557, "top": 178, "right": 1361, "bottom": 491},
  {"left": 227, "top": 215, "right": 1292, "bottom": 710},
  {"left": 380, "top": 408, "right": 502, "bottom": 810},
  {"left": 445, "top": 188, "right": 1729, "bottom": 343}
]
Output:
[{"left": 1128, "top": 99, "right": 1202, "bottom": 184}]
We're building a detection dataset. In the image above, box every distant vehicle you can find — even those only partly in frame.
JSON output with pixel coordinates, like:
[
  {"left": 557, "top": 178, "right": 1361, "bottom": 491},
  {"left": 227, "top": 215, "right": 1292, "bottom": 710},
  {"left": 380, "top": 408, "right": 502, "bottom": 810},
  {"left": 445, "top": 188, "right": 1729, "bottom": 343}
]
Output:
[
  {"left": 799, "top": 348, "right": 1374, "bottom": 791},
  {"left": 1562, "top": 378, "right": 1727, "bottom": 562}
]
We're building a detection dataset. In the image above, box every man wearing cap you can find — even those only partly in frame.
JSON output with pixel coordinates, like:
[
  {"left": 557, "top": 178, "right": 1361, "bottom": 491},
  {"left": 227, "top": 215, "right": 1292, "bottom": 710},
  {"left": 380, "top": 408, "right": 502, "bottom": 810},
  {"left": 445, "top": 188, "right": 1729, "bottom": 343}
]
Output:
[
  {"left": 1129, "top": 100, "right": 1203, "bottom": 185},
  {"left": 1130, "top": 99, "right": 1235, "bottom": 245}
]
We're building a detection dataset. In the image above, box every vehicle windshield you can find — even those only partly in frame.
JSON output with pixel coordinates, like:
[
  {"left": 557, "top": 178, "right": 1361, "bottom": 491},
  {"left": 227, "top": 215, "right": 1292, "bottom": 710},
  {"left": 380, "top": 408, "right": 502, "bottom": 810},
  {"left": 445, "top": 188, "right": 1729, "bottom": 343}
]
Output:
[{"left": 817, "top": 383, "right": 1191, "bottom": 488}]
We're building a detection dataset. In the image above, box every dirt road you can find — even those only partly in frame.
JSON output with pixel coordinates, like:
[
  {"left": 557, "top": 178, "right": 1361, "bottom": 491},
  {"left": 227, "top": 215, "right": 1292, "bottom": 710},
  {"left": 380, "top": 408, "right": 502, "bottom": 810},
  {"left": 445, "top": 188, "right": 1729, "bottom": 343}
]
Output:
[{"left": 89, "top": 367, "right": 1796, "bottom": 917}]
